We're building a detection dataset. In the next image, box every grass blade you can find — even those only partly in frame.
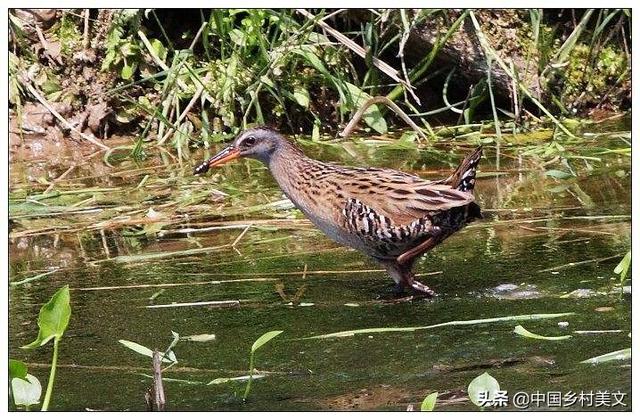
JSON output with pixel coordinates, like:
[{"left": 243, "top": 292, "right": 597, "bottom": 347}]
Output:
[
  {"left": 513, "top": 325, "right": 572, "bottom": 341},
  {"left": 302, "top": 312, "right": 575, "bottom": 339}
]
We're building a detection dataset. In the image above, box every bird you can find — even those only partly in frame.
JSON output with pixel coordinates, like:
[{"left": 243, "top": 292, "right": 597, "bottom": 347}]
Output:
[{"left": 194, "top": 127, "right": 483, "bottom": 296}]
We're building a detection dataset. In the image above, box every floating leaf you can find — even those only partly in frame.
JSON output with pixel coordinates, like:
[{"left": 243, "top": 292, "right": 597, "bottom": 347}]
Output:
[
  {"left": 420, "top": 392, "right": 438, "bottom": 411},
  {"left": 181, "top": 334, "right": 217, "bottom": 342},
  {"left": 513, "top": 325, "right": 572, "bottom": 341},
  {"left": 581, "top": 348, "right": 631, "bottom": 364},
  {"left": 251, "top": 330, "right": 283, "bottom": 353},
  {"left": 11, "top": 374, "right": 42, "bottom": 408},
  {"left": 208, "top": 374, "right": 265, "bottom": 385},
  {"left": 9, "top": 359, "right": 27, "bottom": 380},
  {"left": 22, "top": 286, "right": 71, "bottom": 349},
  {"left": 468, "top": 372, "right": 500, "bottom": 407}
]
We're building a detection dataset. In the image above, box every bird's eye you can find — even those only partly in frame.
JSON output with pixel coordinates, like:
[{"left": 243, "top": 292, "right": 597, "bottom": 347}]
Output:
[{"left": 243, "top": 136, "right": 256, "bottom": 147}]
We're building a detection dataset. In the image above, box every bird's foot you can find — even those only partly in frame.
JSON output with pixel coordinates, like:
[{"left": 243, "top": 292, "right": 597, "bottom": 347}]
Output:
[
  {"left": 374, "top": 283, "right": 411, "bottom": 302},
  {"left": 408, "top": 279, "right": 437, "bottom": 298}
]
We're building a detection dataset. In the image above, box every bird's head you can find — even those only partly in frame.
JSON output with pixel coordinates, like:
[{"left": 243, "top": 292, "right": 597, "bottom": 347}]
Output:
[{"left": 193, "top": 127, "right": 288, "bottom": 174}]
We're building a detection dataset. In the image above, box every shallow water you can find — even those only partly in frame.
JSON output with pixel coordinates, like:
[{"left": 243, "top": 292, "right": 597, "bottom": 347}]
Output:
[{"left": 9, "top": 127, "right": 631, "bottom": 411}]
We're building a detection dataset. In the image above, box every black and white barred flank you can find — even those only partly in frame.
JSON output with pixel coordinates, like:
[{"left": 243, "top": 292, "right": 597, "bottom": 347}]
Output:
[{"left": 342, "top": 198, "right": 436, "bottom": 253}]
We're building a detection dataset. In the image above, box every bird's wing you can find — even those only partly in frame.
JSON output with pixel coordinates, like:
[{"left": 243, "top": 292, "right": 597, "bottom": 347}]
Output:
[{"left": 333, "top": 167, "right": 475, "bottom": 226}]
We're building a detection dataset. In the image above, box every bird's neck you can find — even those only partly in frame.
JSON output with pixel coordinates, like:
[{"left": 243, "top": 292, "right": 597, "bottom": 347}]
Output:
[{"left": 268, "top": 144, "right": 327, "bottom": 214}]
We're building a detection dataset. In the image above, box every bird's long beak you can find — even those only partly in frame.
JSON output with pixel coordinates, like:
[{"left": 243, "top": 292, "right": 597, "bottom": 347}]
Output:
[{"left": 193, "top": 146, "right": 241, "bottom": 175}]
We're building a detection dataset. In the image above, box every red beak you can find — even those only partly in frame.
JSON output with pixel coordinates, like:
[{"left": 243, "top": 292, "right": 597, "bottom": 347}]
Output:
[{"left": 193, "top": 146, "right": 241, "bottom": 175}]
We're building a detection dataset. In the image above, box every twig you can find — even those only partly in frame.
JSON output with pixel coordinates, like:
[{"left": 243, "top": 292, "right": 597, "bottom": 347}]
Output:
[
  {"left": 74, "top": 277, "right": 278, "bottom": 291},
  {"left": 157, "top": 74, "right": 211, "bottom": 145},
  {"left": 486, "top": 56, "right": 502, "bottom": 169},
  {"left": 24, "top": 82, "right": 110, "bottom": 151},
  {"left": 538, "top": 254, "right": 623, "bottom": 273},
  {"left": 339, "top": 96, "right": 427, "bottom": 140},
  {"left": 82, "top": 9, "right": 90, "bottom": 49},
  {"left": 146, "top": 300, "right": 241, "bottom": 309},
  {"left": 443, "top": 67, "right": 463, "bottom": 114},
  {"left": 397, "top": 10, "right": 420, "bottom": 96},
  {"left": 10, "top": 269, "right": 59, "bottom": 287},
  {"left": 145, "top": 351, "right": 166, "bottom": 411},
  {"left": 44, "top": 165, "right": 77, "bottom": 194},
  {"left": 188, "top": 22, "right": 207, "bottom": 51},
  {"left": 231, "top": 224, "right": 252, "bottom": 247},
  {"left": 33, "top": 23, "right": 61, "bottom": 66},
  {"left": 137, "top": 30, "right": 189, "bottom": 91},
  {"left": 100, "top": 229, "right": 110, "bottom": 258}
]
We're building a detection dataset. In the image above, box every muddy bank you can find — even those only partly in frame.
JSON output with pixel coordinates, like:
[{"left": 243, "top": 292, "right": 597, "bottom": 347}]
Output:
[{"left": 9, "top": 9, "right": 631, "bottom": 149}]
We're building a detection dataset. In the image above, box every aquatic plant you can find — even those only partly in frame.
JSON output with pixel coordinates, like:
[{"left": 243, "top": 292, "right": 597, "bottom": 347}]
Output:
[
  {"left": 467, "top": 372, "right": 500, "bottom": 409},
  {"left": 243, "top": 330, "right": 283, "bottom": 401},
  {"left": 420, "top": 392, "right": 438, "bottom": 411},
  {"left": 18, "top": 285, "right": 71, "bottom": 411}
]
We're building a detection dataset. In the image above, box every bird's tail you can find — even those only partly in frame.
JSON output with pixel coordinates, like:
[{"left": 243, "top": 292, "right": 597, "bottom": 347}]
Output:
[{"left": 445, "top": 146, "right": 483, "bottom": 193}]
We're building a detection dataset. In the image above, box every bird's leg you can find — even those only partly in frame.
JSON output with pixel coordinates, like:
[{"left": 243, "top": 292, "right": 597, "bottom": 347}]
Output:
[
  {"left": 397, "top": 231, "right": 442, "bottom": 266},
  {"left": 378, "top": 260, "right": 408, "bottom": 296},
  {"left": 395, "top": 232, "right": 445, "bottom": 296},
  {"left": 380, "top": 259, "right": 436, "bottom": 297}
]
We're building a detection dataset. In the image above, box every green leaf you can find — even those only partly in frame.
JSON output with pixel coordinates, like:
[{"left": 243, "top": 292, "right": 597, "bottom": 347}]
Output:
[
  {"left": 398, "top": 132, "right": 418, "bottom": 143},
  {"left": 468, "top": 372, "right": 500, "bottom": 407},
  {"left": 513, "top": 325, "right": 572, "bottom": 341},
  {"left": 613, "top": 251, "right": 631, "bottom": 283},
  {"left": 545, "top": 169, "right": 573, "bottom": 179},
  {"left": 420, "top": 392, "right": 438, "bottom": 411},
  {"left": 343, "top": 82, "right": 387, "bottom": 134},
  {"left": 251, "top": 330, "right": 283, "bottom": 353},
  {"left": 312, "top": 120, "right": 320, "bottom": 141},
  {"left": 21, "top": 286, "right": 71, "bottom": 349},
  {"left": 293, "top": 86, "right": 310, "bottom": 109},
  {"left": 118, "top": 339, "right": 177, "bottom": 363},
  {"left": 259, "top": 75, "right": 276, "bottom": 89},
  {"left": 11, "top": 374, "right": 42, "bottom": 408},
  {"left": 149, "top": 38, "right": 167, "bottom": 62},
  {"left": 293, "top": 46, "right": 330, "bottom": 75},
  {"left": 581, "top": 348, "right": 631, "bottom": 364},
  {"left": 9, "top": 359, "right": 28, "bottom": 379},
  {"left": 121, "top": 63, "right": 134, "bottom": 80},
  {"left": 229, "top": 28, "right": 248, "bottom": 47}
]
